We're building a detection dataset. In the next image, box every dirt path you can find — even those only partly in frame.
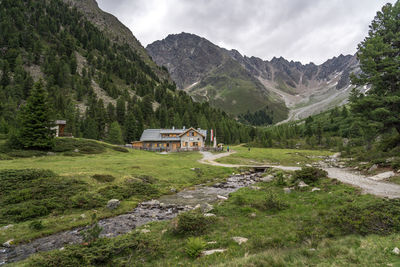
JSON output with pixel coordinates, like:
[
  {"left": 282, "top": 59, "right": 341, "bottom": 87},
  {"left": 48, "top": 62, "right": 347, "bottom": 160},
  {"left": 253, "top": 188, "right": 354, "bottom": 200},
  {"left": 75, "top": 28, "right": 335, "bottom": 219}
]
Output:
[{"left": 199, "top": 151, "right": 400, "bottom": 198}]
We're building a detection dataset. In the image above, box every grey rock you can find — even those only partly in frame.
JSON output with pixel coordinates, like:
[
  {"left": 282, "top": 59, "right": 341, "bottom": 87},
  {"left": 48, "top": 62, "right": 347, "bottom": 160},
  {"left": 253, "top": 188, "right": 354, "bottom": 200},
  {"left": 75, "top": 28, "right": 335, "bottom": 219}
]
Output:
[
  {"left": 393, "top": 247, "right": 400, "bottom": 255},
  {"left": 311, "top": 187, "right": 321, "bottom": 192},
  {"left": 201, "top": 249, "right": 227, "bottom": 256},
  {"left": 202, "top": 203, "right": 214, "bottom": 213},
  {"left": 2, "top": 240, "right": 14, "bottom": 248},
  {"left": 298, "top": 181, "right": 309, "bottom": 188},
  {"left": 140, "top": 229, "right": 150, "bottom": 234},
  {"left": 204, "top": 213, "right": 216, "bottom": 217},
  {"left": 369, "top": 164, "right": 378, "bottom": 172},
  {"left": 73, "top": 148, "right": 79, "bottom": 153},
  {"left": 0, "top": 224, "right": 13, "bottom": 231},
  {"left": 232, "top": 236, "right": 248, "bottom": 245},
  {"left": 283, "top": 187, "right": 292, "bottom": 194},
  {"left": 106, "top": 199, "right": 120, "bottom": 210},
  {"left": 217, "top": 195, "right": 228, "bottom": 200}
]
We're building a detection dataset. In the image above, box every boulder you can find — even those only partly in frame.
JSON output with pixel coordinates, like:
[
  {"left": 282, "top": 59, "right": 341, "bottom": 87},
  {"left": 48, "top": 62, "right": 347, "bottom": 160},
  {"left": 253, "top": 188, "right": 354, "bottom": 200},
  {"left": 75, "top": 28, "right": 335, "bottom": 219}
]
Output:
[
  {"left": 204, "top": 213, "right": 216, "bottom": 217},
  {"left": 368, "top": 164, "right": 378, "bottom": 172},
  {"left": 260, "top": 175, "right": 273, "bottom": 182},
  {"left": 202, "top": 203, "right": 214, "bottom": 213},
  {"left": 311, "top": 187, "right": 321, "bottom": 192},
  {"left": 106, "top": 199, "right": 120, "bottom": 210},
  {"left": 249, "top": 212, "right": 257, "bottom": 218},
  {"left": 250, "top": 186, "right": 261, "bottom": 190},
  {"left": 2, "top": 239, "right": 14, "bottom": 248},
  {"left": 393, "top": 247, "right": 400, "bottom": 255},
  {"left": 0, "top": 224, "right": 13, "bottom": 231},
  {"left": 298, "top": 181, "right": 309, "bottom": 188},
  {"left": 232, "top": 236, "right": 248, "bottom": 245},
  {"left": 283, "top": 187, "right": 292, "bottom": 194},
  {"left": 74, "top": 148, "right": 79, "bottom": 153},
  {"left": 140, "top": 229, "right": 150, "bottom": 233},
  {"left": 217, "top": 195, "right": 228, "bottom": 200},
  {"left": 201, "top": 249, "right": 227, "bottom": 256}
]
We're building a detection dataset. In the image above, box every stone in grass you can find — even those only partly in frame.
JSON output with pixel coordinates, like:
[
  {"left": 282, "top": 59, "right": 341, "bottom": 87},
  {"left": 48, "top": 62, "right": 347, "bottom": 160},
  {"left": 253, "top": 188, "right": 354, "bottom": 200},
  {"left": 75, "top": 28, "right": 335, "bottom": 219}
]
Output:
[
  {"left": 201, "top": 249, "right": 227, "bottom": 256},
  {"left": 232, "top": 236, "right": 248, "bottom": 245},
  {"left": 204, "top": 213, "right": 216, "bottom": 217},
  {"left": 140, "top": 229, "right": 151, "bottom": 234},
  {"left": 217, "top": 195, "right": 228, "bottom": 200},
  {"left": 0, "top": 224, "right": 13, "bottom": 231},
  {"left": 298, "top": 181, "right": 309, "bottom": 188},
  {"left": 369, "top": 164, "right": 378, "bottom": 172},
  {"left": 311, "top": 187, "right": 321, "bottom": 192},
  {"left": 107, "top": 199, "right": 120, "bottom": 210},
  {"left": 202, "top": 203, "right": 214, "bottom": 213},
  {"left": 2, "top": 239, "right": 14, "bottom": 248},
  {"left": 283, "top": 187, "right": 292, "bottom": 194},
  {"left": 393, "top": 247, "right": 400, "bottom": 255},
  {"left": 249, "top": 212, "right": 257, "bottom": 218}
]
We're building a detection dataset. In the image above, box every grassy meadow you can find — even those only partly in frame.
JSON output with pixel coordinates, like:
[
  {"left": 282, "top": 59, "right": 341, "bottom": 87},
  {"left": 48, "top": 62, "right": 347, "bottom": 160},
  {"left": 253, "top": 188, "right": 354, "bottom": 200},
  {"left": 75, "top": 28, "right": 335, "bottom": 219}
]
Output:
[
  {"left": 0, "top": 138, "right": 232, "bottom": 244},
  {"left": 17, "top": 168, "right": 400, "bottom": 266},
  {"left": 216, "top": 145, "right": 333, "bottom": 166}
]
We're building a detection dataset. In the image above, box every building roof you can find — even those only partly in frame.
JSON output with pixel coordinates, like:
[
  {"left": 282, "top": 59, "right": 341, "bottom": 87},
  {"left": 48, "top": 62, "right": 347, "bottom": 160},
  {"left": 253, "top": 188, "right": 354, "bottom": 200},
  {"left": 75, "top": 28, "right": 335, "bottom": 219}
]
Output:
[{"left": 140, "top": 128, "right": 207, "bottom": 142}]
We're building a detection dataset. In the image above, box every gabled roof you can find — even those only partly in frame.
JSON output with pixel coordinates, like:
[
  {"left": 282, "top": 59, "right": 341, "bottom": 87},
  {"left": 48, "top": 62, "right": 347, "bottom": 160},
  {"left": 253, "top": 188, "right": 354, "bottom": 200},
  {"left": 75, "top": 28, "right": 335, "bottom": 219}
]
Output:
[
  {"left": 140, "top": 128, "right": 207, "bottom": 142},
  {"left": 178, "top": 127, "right": 206, "bottom": 138}
]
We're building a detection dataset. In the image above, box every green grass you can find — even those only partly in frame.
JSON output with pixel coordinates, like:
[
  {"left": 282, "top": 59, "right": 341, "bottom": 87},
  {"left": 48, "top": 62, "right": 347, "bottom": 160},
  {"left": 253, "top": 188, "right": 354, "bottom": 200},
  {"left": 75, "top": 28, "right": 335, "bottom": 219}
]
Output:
[
  {"left": 0, "top": 138, "right": 232, "bottom": 244},
  {"left": 216, "top": 146, "right": 333, "bottom": 166},
  {"left": 17, "top": 171, "right": 400, "bottom": 266}
]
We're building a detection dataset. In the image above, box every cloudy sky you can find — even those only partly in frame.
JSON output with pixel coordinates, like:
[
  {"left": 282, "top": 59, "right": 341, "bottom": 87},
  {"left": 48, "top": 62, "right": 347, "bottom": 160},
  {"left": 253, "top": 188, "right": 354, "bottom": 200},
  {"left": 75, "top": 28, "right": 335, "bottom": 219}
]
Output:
[{"left": 97, "top": 0, "right": 393, "bottom": 64}]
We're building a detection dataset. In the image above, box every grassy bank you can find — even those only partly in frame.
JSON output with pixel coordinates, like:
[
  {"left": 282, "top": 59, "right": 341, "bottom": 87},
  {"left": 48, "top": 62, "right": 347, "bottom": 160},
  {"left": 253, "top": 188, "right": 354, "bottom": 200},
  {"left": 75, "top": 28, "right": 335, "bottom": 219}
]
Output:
[
  {"left": 17, "top": 169, "right": 400, "bottom": 266},
  {"left": 0, "top": 138, "right": 232, "bottom": 244},
  {"left": 216, "top": 146, "right": 333, "bottom": 166}
]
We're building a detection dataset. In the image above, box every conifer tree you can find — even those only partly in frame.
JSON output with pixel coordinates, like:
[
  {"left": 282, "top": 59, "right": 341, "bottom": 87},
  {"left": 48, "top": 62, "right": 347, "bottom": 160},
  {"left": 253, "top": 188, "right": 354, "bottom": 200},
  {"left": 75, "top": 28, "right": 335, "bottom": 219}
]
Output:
[
  {"left": 15, "top": 80, "right": 55, "bottom": 150},
  {"left": 107, "top": 121, "right": 123, "bottom": 144}
]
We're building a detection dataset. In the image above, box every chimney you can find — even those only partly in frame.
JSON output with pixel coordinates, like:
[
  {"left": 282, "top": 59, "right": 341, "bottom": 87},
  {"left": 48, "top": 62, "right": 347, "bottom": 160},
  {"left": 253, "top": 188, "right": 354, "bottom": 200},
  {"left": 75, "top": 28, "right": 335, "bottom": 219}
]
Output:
[{"left": 172, "top": 126, "right": 175, "bottom": 130}]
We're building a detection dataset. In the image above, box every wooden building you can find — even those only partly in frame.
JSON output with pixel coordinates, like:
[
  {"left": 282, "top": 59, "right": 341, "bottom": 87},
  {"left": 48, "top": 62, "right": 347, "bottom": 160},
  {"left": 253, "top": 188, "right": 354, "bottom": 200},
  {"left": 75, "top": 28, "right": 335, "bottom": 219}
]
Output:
[{"left": 133, "top": 127, "right": 207, "bottom": 151}]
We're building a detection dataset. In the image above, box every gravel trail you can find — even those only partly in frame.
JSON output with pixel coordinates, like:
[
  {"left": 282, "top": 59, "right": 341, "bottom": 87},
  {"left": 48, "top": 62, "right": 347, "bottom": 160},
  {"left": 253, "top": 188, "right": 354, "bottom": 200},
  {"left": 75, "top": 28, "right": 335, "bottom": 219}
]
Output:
[{"left": 199, "top": 151, "right": 400, "bottom": 198}]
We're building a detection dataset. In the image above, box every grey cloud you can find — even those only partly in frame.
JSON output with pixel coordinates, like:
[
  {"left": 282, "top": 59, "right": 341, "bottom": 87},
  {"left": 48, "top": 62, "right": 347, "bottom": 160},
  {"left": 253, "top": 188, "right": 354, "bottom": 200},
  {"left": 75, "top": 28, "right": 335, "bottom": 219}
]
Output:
[{"left": 97, "top": 0, "right": 394, "bottom": 64}]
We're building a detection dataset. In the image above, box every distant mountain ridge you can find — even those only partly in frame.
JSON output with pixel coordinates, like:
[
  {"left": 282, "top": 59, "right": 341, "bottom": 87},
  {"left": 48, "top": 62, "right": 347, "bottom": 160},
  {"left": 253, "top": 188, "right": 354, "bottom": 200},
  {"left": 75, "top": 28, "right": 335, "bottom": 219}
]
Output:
[{"left": 147, "top": 32, "right": 361, "bottom": 122}]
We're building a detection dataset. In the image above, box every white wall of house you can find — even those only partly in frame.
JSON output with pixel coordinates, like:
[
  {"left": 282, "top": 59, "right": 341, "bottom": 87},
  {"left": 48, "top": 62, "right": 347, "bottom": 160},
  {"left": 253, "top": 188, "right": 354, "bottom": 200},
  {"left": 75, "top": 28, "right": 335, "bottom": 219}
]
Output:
[{"left": 180, "top": 130, "right": 204, "bottom": 149}]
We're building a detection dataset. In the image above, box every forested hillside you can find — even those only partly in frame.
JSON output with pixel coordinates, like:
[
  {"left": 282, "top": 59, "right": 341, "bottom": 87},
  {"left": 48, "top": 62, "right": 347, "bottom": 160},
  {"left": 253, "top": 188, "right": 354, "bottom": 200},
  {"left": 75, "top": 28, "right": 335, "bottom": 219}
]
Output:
[{"left": 0, "top": 0, "right": 252, "bottom": 145}]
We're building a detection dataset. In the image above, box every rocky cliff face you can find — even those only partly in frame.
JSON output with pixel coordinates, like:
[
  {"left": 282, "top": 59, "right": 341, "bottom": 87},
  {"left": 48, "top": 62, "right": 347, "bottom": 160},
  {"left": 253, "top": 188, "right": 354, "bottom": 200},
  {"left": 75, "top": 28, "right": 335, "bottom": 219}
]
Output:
[
  {"left": 63, "top": 0, "right": 170, "bottom": 82},
  {"left": 147, "top": 32, "right": 360, "bottom": 121}
]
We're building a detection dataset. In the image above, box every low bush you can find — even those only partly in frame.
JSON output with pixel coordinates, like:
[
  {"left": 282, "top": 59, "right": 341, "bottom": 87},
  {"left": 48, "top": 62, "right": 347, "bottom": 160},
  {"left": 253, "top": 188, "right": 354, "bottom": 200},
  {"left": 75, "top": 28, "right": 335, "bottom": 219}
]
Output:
[
  {"left": 111, "top": 146, "right": 129, "bottom": 153},
  {"left": 292, "top": 167, "right": 327, "bottom": 185},
  {"left": 29, "top": 220, "right": 44, "bottom": 230},
  {"left": 53, "top": 138, "right": 106, "bottom": 154},
  {"left": 92, "top": 174, "right": 116, "bottom": 183},
  {"left": 185, "top": 237, "right": 206, "bottom": 258},
  {"left": 0, "top": 169, "right": 87, "bottom": 223},
  {"left": 28, "top": 232, "right": 163, "bottom": 266},
  {"left": 71, "top": 192, "right": 105, "bottom": 209},
  {"left": 329, "top": 199, "right": 400, "bottom": 236},
  {"left": 274, "top": 171, "right": 287, "bottom": 186},
  {"left": 251, "top": 192, "right": 289, "bottom": 212},
  {"left": 137, "top": 175, "right": 158, "bottom": 184},
  {"left": 171, "top": 210, "right": 216, "bottom": 236},
  {"left": 97, "top": 181, "right": 159, "bottom": 200},
  {"left": 7, "top": 150, "right": 47, "bottom": 158}
]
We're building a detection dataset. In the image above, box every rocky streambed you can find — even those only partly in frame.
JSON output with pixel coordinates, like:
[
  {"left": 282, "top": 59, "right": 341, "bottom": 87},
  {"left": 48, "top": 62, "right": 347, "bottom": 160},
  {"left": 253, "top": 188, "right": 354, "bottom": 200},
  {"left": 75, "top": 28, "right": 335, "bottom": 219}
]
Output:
[{"left": 0, "top": 170, "right": 268, "bottom": 265}]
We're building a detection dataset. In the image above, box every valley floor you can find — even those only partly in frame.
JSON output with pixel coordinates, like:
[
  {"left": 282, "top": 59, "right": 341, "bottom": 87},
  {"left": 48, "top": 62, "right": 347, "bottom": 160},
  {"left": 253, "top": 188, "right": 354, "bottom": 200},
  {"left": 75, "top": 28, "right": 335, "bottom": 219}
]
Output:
[{"left": 1, "top": 144, "right": 400, "bottom": 266}]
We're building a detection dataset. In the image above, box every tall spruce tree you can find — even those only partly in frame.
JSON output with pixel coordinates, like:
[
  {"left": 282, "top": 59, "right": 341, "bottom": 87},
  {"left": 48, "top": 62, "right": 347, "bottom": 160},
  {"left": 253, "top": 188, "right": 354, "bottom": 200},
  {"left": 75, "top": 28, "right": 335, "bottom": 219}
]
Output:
[
  {"left": 351, "top": 1, "right": 400, "bottom": 135},
  {"left": 16, "top": 80, "right": 55, "bottom": 150}
]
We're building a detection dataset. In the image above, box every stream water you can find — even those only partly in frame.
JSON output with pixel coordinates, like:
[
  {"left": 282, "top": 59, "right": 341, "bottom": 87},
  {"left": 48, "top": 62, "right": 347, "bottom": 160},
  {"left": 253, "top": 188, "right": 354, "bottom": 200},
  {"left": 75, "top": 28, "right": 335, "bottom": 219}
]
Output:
[{"left": 0, "top": 170, "right": 267, "bottom": 265}]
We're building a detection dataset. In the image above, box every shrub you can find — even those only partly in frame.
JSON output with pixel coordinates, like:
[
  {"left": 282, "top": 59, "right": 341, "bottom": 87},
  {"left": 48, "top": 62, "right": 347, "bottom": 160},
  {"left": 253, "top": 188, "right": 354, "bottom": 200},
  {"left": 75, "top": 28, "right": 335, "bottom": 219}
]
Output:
[
  {"left": 29, "top": 220, "right": 44, "bottom": 230},
  {"left": 329, "top": 199, "right": 400, "bottom": 236},
  {"left": 171, "top": 210, "right": 216, "bottom": 236},
  {"left": 233, "top": 194, "right": 246, "bottom": 206},
  {"left": 98, "top": 181, "right": 159, "bottom": 201},
  {"left": 71, "top": 192, "right": 105, "bottom": 209},
  {"left": 111, "top": 146, "right": 129, "bottom": 153},
  {"left": 251, "top": 192, "right": 289, "bottom": 212},
  {"left": 53, "top": 138, "right": 106, "bottom": 154},
  {"left": 92, "top": 174, "right": 115, "bottom": 183},
  {"left": 274, "top": 171, "right": 287, "bottom": 186},
  {"left": 185, "top": 237, "right": 206, "bottom": 258},
  {"left": 292, "top": 167, "right": 327, "bottom": 185},
  {"left": 7, "top": 150, "right": 47, "bottom": 158},
  {"left": 137, "top": 175, "right": 158, "bottom": 184},
  {"left": 0, "top": 169, "right": 87, "bottom": 223},
  {"left": 28, "top": 232, "right": 163, "bottom": 266},
  {"left": 81, "top": 214, "right": 103, "bottom": 243}
]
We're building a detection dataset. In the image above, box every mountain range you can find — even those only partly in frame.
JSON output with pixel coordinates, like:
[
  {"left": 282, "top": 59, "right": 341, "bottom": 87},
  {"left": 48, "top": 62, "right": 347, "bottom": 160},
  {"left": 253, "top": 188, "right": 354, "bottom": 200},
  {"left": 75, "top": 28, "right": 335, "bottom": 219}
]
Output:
[{"left": 147, "top": 32, "right": 362, "bottom": 123}]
